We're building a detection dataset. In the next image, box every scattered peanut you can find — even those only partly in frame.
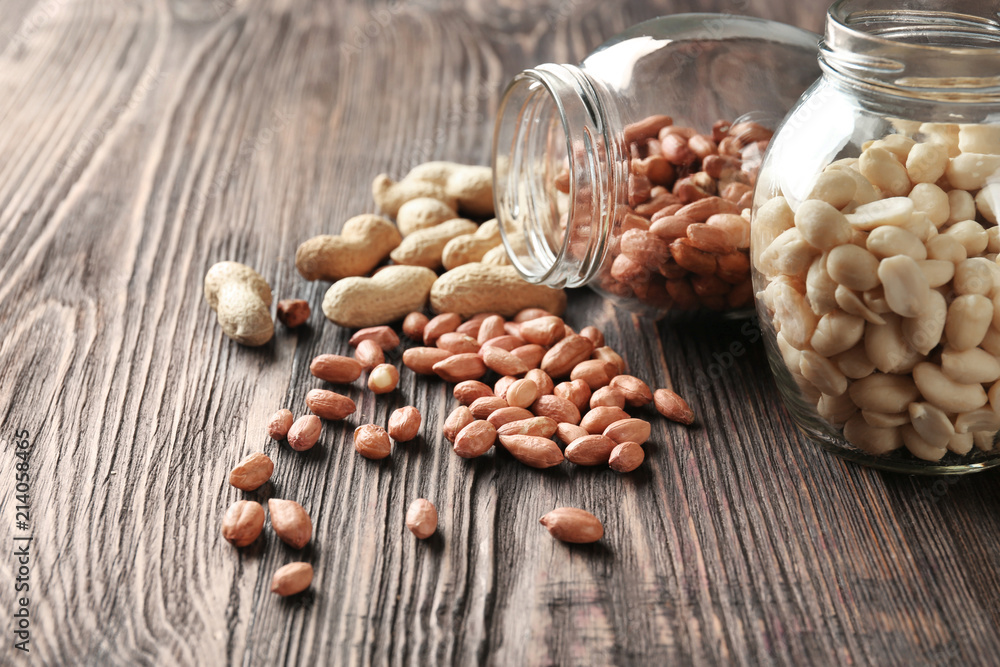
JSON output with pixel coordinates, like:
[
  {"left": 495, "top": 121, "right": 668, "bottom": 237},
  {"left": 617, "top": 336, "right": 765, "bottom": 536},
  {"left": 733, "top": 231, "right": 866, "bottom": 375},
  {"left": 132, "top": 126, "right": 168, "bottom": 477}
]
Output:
[
  {"left": 609, "top": 442, "right": 645, "bottom": 473},
  {"left": 354, "top": 424, "right": 392, "bottom": 460},
  {"left": 296, "top": 215, "right": 402, "bottom": 281},
  {"left": 388, "top": 406, "right": 421, "bottom": 442},
  {"left": 276, "top": 299, "right": 311, "bottom": 328},
  {"left": 430, "top": 263, "right": 567, "bottom": 317},
  {"left": 222, "top": 500, "right": 265, "bottom": 547},
  {"left": 287, "top": 415, "right": 322, "bottom": 452},
  {"left": 539, "top": 507, "right": 604, "bottom": 544},
  {"left": 405, "top": 499, "right": 439, "bottom": 539},
  {"left": 267, "top": 409, "right": 294, "bottom": 440},
  {"left": 271, "top": 562, "right": 313, "bottom": 597},
  {"left": 204, "top": 261, "right": 274, "bottom": 346},
  {"left": 368, "top": 364, "right": 400, "bottom": 394},
  {"left": 323, "top": 265, "right": 438, "bottom": 327},
  {"left": 229, "top": 453, "right": 274, "bottom": 491},
  {"left": 268, "top": 499, "right": 312, "bottom": 549},
  {"left": 305, "top": 388, "right": 356, "bottom": 420}
]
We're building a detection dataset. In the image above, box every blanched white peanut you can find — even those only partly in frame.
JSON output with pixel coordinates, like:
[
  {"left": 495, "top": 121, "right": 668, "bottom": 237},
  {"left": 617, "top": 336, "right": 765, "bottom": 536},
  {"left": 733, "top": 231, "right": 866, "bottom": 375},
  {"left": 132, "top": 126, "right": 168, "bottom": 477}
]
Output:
[
  {"left": 845, "top": 197, "right": 915, "bottom": 231},
  {"left": 834, "top": 285, "right": 885, "bottom": 324},
  {"left": 800, "top": 350, "right": 848, "bottom": 396},
  {"left": 876, "top": 134, "right": 916, "bottom": 159},
  {"left": 954, "top": 257, "right": 994, "bottom": 295},
  {"left": 843, "top": 415, "right": 902, "bottom": 455},
  {"left": 945, "top": 294, "right": 992, "bottom": 351},
  {"left": 859, "top": 147, "right": 911, "bottom": 196},
  {"left": 972, "top": 431, "right": 996, "bottom": 452},
  {"left": 848, "top": 373, "right": 920, "bottom": 413},
  {"left": 901, "top": 424, "right": 947, "bottom": 461},
  {"left": 865, "top": 314, "right": 922, "bottom": 374},
  {"left": 827, "top": 163, "right": 881, "bottom": 205},
  {"left": 917, "top": 259, "right": 955, "bottom": 288},
  {"left": 992, "top": 293, "right": 1000, "bottom": 330},
  {"left": 907, "top": 183, "right": 950, "bottom": 227},
  {"left": 752, "top": 196, "right": 794, "bottom": 266},
  {"left": 920, "top": 123, "right": 960, "bottom": 157},
  {"left": 976, "top": 183, "right": 1000, "bottom": 224},
  {"left": 866, "top": 226, "right": 926, "bottom": 260},
  {"left": 925, "top": 234, "right": 966, "bottom": 263},
  {"left": 795, "top": 200, "right": 852, "bottom": 250},
  {"left": 981, "top": 327, "right": 1000, "bottom": 356},
  {"left": 947, "top": 189, "right": 977, "bottom": 225},
  {"left": 862, "top": 410, "right": 910, "bottom": 428},
  {"left": 941, "top": 346, "right": 1000, "bottom": 384},
  {"left": 950, "top": 432, "right": 975, "bottom": 455},
  {"left": 833, "top": 343, "right": 877, "bottom": 379},
  {"left": 901, "top": 289, "right": 946, "bottom": 355},
  {"left": 989, "top": 380, "right": 1000, "bottom": 412},
  {"left": 818, "top": 392, "right": 858, "bottom": 425},
  {"left": 912, "top": 362, "right": 988, "bottom": 413},
  {"left": 908, "top": 402, "right": 954, "bottom": 449},
  {"left": 878, "top": 255, "right": 931, "bottom": 318},
  {"left": 899, "top": 213, "right": 937, "bottom": 243},
  {"left": 827, "top": 244, "right": 880, "bottom": 291},
  {"left": 958, "top": 123, "right": 1000, "bottom": 154},
  {"left": 770, "top": 281, "right": 818, "bottom": 349},
  {"left": 954, "top": 408, "right": 1000, "bottom": 435},
  {"left": 807, "top": 170, "right": 857, "bottom": 209},
  {"left": 905, "top": 141, "right": 948, "bottom": 184},
  {"left": 758, "top": 227, "right": 817, "bottom": 278},
  {"left": 810, "top": 310, "right": 865, "bottom": 358},
  {"left": 988, "top": 227, "right": 1000, "bottom": 254},
  {"left": 943, "top": 220, "right": 989, "bottom": 256},
  {"left": 945, "top": 153, "right": 1000, "bottom": 191},
  {"left": 806, "top": 256, "right": 838, "bottom": 316},
  {"left": 863, "top": 287, "right": 891, "bottom": 314},
  {"left": 775, "top": 331, "right": 803, "bottom": 373}
]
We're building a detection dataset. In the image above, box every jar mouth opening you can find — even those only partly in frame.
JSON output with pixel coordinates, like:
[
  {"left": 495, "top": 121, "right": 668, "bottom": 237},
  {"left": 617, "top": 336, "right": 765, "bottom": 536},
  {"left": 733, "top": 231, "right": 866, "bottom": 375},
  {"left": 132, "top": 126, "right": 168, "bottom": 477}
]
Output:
[
  {"left": 821, "top": 0, "right": 1000, "bottom": 100},
  {"left": 830, "top": 0, "right": 1000, "bottom": 52},
  {"left": 492, "top": 65, "right": 618, "bottom": 289}
]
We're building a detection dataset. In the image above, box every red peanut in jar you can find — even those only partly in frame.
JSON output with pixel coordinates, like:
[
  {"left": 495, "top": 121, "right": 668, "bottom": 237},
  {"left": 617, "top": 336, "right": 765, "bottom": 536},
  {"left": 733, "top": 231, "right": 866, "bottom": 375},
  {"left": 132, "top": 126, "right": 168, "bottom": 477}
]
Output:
[{"left": 492, "top": 14, "right": 820, "bottom": 317}]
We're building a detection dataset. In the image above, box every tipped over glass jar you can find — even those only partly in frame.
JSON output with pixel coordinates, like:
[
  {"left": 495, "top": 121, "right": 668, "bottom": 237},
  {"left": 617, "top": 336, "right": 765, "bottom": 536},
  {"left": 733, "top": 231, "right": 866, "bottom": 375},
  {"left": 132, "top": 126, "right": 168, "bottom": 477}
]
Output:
[
  {"left": 492, "top": 14, "right": 821, "bottom": 317},
  {"left": 751, "top": 0, "right": 1000, "bottom": 473}
]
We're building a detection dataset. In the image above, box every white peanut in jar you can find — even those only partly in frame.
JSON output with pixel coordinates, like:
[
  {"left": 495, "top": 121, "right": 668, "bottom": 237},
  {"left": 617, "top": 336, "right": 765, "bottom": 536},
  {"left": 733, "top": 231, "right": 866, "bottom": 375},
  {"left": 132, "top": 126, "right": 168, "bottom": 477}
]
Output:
[{"left": 756, "top": 125, "right": 1000, "bottom": 461}]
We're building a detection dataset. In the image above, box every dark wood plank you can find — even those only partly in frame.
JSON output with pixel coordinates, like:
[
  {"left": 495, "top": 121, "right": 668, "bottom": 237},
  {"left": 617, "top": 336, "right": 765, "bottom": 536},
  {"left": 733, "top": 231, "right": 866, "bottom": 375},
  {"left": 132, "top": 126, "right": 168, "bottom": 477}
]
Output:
[{"left": 2, "top": 0, "right": 999, "bottom": 665}]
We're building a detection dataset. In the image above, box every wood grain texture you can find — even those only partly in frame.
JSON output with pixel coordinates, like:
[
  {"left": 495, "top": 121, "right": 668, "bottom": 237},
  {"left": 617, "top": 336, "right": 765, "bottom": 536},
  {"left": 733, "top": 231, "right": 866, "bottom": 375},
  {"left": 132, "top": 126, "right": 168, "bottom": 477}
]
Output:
[{"left": 1, "top": 0, "right": 998, "bottom": 665}]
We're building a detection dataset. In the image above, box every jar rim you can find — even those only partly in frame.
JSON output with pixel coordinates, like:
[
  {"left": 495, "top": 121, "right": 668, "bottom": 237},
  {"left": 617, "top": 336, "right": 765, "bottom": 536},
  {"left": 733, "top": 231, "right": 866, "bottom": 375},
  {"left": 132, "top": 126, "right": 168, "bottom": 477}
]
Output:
[{"left": 821, "top": 0, "right": 1000, "bottom": 101}]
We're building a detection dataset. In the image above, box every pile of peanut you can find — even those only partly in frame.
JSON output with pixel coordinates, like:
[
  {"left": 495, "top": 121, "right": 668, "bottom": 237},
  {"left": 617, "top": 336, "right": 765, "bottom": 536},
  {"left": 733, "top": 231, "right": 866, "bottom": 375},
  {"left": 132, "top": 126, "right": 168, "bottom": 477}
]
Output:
[
  {"left": 558, "top": 115, "right": 769, "bottom": 312},
  {"left": 756, "top": 123, "right": 1000, "bottom": 462},
  {"left": 236, "top": 310, "right": 691, "bottom": 549},
  {"left": 210, "top": 159, "right": 700, "bottom": 591}
]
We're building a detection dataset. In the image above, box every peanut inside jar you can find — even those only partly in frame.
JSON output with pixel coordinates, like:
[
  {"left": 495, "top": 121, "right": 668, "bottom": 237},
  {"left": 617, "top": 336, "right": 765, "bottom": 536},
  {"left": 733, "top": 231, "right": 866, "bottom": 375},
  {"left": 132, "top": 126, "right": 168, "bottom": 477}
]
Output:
[
  {"left": 754, "top": 123, "right": 1000, "bottom": 462},
  {"left": 553, "top": 115, "right": 771, "bottom": 312}
]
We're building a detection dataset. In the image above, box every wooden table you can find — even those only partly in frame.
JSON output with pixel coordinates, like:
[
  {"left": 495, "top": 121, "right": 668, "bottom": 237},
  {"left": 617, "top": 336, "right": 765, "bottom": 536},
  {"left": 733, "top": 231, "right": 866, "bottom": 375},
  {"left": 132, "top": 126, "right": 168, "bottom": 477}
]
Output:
[{"left": 3, "top": 1, "right": 999, "bottom": 664}]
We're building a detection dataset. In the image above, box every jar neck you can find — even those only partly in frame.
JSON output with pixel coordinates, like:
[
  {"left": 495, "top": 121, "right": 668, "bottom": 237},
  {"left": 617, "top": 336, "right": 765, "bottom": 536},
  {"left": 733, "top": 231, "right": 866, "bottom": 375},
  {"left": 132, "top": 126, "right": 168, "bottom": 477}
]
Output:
[
  {"left": 819, "top": 0, "right": 1000, "bottom": 103},
  {"left": 492, "top": 64, "right": 627, "bottom": 289}
]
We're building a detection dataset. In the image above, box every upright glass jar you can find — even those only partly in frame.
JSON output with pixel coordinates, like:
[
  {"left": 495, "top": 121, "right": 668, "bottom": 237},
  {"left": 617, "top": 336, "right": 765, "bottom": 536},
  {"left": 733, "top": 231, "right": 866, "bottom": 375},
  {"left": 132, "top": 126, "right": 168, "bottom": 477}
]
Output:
[
  {"left": 752, "top": 0, "right": 1000, "bottom": 473},
  {"left": 492, "top": 14, "right": 821, "bottom": 317}
]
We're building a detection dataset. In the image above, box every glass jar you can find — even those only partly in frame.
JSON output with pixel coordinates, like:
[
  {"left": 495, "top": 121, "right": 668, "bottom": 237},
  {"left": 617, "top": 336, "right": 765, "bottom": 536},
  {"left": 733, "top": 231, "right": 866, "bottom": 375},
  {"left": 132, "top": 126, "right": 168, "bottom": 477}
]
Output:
[
  {"left": 492, "top": 14, "right": 821, "bottom": 317},
  {"left": 751, "top": 0, "right": 1000, "bottom": 473}
]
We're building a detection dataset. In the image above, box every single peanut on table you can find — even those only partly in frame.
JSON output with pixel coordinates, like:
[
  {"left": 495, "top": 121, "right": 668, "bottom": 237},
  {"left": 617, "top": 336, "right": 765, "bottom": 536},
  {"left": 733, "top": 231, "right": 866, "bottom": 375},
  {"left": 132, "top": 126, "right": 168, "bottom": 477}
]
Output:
[{"left": 405, "top": 499, "right": 438, "bottom": 539}]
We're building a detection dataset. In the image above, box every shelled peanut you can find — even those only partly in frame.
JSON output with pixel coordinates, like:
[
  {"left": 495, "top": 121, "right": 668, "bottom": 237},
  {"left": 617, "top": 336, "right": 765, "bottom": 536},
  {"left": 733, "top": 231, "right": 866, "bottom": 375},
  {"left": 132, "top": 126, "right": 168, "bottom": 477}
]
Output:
[
  {"left": 755, "top": 124, "right": 1000, "bottom": 462},
  {"left": 555, "top": 115, "right": 768, "bottom": 312},
  {"left": 398, "top": 307, "right": 694, "bottom": 472}
]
